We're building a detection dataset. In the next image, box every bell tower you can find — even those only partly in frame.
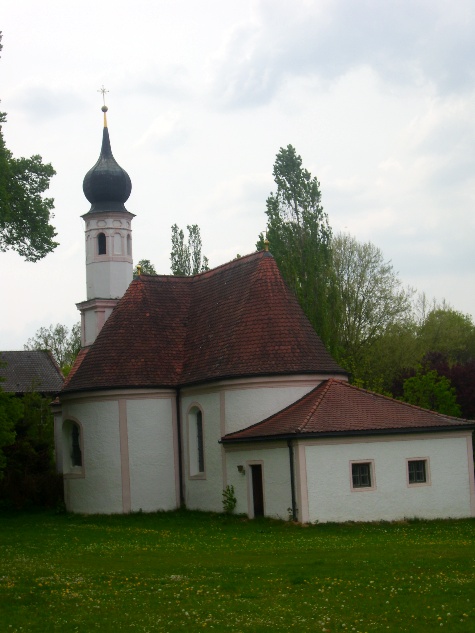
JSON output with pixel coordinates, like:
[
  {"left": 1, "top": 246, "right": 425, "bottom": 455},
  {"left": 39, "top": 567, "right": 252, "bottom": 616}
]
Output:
[{"left": 77, "top": 101, "right": 135, "bottom": 347}]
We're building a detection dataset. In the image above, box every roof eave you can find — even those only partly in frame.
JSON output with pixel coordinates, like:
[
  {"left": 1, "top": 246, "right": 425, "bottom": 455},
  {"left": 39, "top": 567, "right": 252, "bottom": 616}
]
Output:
[{"left": 221, "top": 424, "right": 475, "bottom": 444}]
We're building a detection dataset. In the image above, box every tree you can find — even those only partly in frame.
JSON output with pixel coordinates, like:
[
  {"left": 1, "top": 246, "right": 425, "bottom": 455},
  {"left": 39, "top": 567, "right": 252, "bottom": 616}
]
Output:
[
  {"left": 0, "top": 390, "right": 62, "bottom": 507},
  {"left": 134, "top": 259, "right": 157, "bottom": 275},
  {"left": 330, "top": 233, "right": 414, "bottom": 373},
  {"left": 257, "top": 145, "right": 335, "bottom": 350},
  {"left": 401, "top": 367, "right": 461, "bottom": 417},
  {"left": 170, "top": 224, "right": 209, "bottom": 275},
  {"left": 417, "top": 308, "right": 475, "bottom": 364},
  {"left": 24, "top": 323, "right": 81, "bottom": 375},
  {"left": 0, "top": 34, "right": 58, "bottom": 261},
  {"left": 0, "top": 389, "right": 20, "bottom": 477}
]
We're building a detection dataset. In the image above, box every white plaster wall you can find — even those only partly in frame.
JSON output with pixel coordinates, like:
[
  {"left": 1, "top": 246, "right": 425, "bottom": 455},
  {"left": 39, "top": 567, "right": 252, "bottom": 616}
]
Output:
[
  {"left": 63, "top": 400, "right": 123, "bottom": 514},
  {"left": 181, "top": 391, "right": 223, "bottom": 512},
  {"left": 181, "top": 379, "right": 323, "bottom": 514},
  {"left": 224, "top": 383, "right": 317, "bottom": 435},
  {"left": 304, "top": 434, "right": 474, "bottom": 523},
  {"left": 82, "top": 310, "right": 97, "bottom": 347},
  {"left": 86, "top": 260, "right": 132, "bottom": 299},
  {"left": 127, "top": 397, "right": 178, "bottom": 512},
  {"left": 226, "top": 445, "right": 291, "bottom": 519}
]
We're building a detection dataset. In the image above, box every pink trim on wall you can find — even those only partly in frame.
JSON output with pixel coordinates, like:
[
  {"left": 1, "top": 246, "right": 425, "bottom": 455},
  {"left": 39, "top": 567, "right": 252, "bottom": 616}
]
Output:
[
  {"left": 466, "top": 435, "right": 475, "bottom": 517},
  {"left": 61, "top": 388, "right": 176, "bottom": 404},
  {"left": 180, "top": 374, "right": 345, "bottom": 397},
  {"left": 119, "top": 399, "right": 131, "bottom": 513},
  {"left": 171, "top": 397, "right": 180, "bottom": 507},
  {"left": 405, "top": 457, "right": 431, "bottom": 488},
  {"left": 220, "top": 391, "right": 227, "bottom": 488},
  {"left": 296, "top": 442, "right": 309, "bottom": 524}
]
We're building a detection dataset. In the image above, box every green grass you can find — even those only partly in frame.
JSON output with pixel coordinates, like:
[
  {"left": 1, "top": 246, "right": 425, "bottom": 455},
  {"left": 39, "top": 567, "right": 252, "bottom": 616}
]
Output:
[{"left": 1, "top": 510, "right": 474, "bottom": 632}]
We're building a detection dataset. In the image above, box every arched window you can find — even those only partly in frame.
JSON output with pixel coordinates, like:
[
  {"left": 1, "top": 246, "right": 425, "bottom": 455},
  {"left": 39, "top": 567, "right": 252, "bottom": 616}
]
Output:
[
  {"left": 62, "top": 420, "right": 84, "bottom": 476},
  {"left": 188, "top": 407, "right": 205, "bottom": 477},
  {"left": 97, "top": 232, "right": 106, "bottom": 255}
]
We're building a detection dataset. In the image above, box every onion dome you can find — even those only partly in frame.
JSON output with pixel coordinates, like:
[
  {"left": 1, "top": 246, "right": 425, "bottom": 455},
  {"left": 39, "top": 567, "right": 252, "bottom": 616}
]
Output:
[{"left": 83, "top": 106, "right": 132, "bottom": 213}]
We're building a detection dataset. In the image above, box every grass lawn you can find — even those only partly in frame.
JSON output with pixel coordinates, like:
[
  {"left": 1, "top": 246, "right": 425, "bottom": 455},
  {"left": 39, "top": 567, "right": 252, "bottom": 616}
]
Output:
[{"left": 0, "top": 510, "right": 474, "bottom": 632}]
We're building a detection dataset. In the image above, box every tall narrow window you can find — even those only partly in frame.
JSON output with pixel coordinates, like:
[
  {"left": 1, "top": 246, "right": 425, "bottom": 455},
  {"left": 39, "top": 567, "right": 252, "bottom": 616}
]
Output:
[
  {"left": 98, "top": 232, "right": 106, "bottom": 255},
  {"left": 127, "top": 234, "right": 132, "bottom": 256},
  {"left": 196, "top": 410, "right": 204, "bottom": 473},
  {"left": 188, "top": 407, "right": 205, "bottom": 477},
  {"left": 71, "top": 423, "right": 82, "bottom": 467}
]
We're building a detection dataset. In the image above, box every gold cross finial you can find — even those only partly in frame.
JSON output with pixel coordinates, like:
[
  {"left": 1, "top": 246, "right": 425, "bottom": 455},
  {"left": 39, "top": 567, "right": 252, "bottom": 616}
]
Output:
[
  {"left": 98, "top": 85, "right": 109, "bottom": 127},
  {"left": 98, "top": 85, "right": 109, "bottom": 106},
  {"left": 263, "top": 228, "right": 269, "bottom": 252}
]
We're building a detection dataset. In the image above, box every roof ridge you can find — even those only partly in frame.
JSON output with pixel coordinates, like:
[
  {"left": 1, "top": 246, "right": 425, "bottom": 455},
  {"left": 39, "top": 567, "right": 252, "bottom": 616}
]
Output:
[
  {"left": 296, "top": 379, "right": 334, "bottom": 432},
  {"left": 138, "top": 251, "right": 270, "bottom": 283}
]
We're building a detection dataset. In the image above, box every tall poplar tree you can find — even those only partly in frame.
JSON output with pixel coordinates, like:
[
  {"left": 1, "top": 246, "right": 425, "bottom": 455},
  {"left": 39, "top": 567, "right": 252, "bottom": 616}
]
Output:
[
  {"left": 170, "top": 224, "right": 209, "bottom": 276},
  {"left": 257, "top": 145, "right": 336, "bottom": 351}
]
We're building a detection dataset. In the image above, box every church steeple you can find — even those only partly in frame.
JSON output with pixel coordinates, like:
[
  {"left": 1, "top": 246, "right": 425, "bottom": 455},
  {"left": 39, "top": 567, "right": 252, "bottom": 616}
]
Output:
[
  {"left": 77, "top": 100, "right": 135, "bottom": 347},
  {"left": 83, "top": 106, "right": 132, "bottom": 214}
]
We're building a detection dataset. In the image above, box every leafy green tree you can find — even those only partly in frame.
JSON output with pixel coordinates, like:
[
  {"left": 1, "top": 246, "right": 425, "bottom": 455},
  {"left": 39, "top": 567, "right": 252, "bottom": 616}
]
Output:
[
  {"left": 171, "top": 224, "right": 209, "bottom": 275},
  {"left": 402, "top": 367, "right": 461, "bottom": 416},
  {"left": 417, "top": 308, "right": 475, "bottom": 364},
  {"left": 134, "top": 259, "right": 157, "bottom": 275},
  {"left": 257, "top": 145, "right": 335, "bottom": 350},
  {"left": 331, "top": 233, "right": 414, "bottom": 375},
  {"left": 0, "top": 390, "right": 62, "bottom": 507},
  {"left": 0, "top": 34, "right": 58, "bottom": 261},
  {"left": 24, "top": 323, "right": 80, "bottom": 375},
  {"left": 0, "top": 376, "right": 21, "bottom": 478}
]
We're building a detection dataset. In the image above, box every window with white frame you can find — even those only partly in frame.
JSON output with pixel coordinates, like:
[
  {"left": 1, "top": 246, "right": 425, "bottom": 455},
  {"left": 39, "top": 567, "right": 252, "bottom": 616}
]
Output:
[
  {"left": 351, "top": 461, "right": 374, "bottom": 490},
  {"left": 408, "top": 459, "right": 429, "bottom": 485},
  {"left": 188, "top": 407, "right": 205, "bottom": 477}
]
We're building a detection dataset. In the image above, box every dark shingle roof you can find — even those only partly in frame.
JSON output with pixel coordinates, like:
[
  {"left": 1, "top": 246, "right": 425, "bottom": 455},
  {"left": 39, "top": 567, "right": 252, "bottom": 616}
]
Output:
[
  {"left": 62, "top": 252, "right": 346, "bottom": 394},
  {"left": 0, "top": 350, "right": 64, "bottom": 395},
  {"left": 222, "top": 378, "right": 474, "bottom": 442}
]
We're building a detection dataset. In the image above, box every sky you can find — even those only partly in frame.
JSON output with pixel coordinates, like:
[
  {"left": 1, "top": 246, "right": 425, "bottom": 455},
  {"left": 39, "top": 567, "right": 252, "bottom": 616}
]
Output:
[{"left": 1, "top": 0, "right": 475, "bottom": 350}]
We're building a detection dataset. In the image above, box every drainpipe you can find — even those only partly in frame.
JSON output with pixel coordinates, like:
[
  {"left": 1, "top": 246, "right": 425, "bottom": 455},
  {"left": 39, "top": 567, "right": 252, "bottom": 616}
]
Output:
[
  {"left": 287, "top": 439, "right": 297, "bottom": 521},
  {"left": 176, "top": 388, "right": 185, "bottom": 507}
]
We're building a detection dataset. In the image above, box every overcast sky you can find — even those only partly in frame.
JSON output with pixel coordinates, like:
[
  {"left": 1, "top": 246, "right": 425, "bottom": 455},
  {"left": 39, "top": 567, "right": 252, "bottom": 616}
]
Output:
[{"left": 1, "top": 0, "right": 475, "bottom": 350}]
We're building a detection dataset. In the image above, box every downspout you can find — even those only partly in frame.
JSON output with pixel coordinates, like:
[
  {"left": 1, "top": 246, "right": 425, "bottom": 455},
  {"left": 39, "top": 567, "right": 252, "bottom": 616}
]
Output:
[
  {"left": 287, "top": 439, "right": 297, "bottom": 521},
  {"left": 176, "top": 388, "right": 185, "bottom": 507}
]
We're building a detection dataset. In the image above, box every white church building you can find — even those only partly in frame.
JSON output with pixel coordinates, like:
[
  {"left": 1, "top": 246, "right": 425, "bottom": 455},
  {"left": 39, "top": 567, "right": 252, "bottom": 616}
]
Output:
[{"left": 55, "top": 107, "right": 475, "bottom": 523}]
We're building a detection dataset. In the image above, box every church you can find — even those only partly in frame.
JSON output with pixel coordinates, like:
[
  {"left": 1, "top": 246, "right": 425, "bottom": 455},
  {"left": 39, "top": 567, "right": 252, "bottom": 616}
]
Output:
[{"left": 54, "top": 106, "right": 475, "bottom": 522}]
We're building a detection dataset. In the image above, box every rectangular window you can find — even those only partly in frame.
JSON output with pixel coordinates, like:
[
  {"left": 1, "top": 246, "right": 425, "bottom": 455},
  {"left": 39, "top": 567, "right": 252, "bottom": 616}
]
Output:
[
  {"left": 408, "top": 459, "right": 427, "bottom": 484},
  {"left": 351, "top": 462, "right": 373, "bottom": 489}
]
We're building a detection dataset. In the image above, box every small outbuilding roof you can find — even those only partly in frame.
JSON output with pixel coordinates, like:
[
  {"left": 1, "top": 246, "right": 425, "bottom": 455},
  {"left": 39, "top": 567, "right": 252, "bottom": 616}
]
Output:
[
  {"left": 62, "top": 251, "right": 346, "bottom": 394},
  {"left": 222, "top": 378, "right": 474, "bottom": 442},
  {"left": 0, "top": 350, "right": 64, "bottom": 395}
]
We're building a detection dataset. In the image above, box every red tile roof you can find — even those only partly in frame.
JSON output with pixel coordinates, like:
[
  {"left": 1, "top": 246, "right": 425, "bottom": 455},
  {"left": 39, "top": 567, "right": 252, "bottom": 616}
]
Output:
[
  {"left": 222, "top": 378, "right": 474, "bottom": 441},
  {"left": 62, "top": 252, "right": 346, "bottom": 394}
]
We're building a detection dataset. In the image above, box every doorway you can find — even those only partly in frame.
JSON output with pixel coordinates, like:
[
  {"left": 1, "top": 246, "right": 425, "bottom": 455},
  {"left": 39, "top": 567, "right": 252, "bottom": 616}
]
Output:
[{"left": 250, "top": 464, "right": 264, "bottom": 517}]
